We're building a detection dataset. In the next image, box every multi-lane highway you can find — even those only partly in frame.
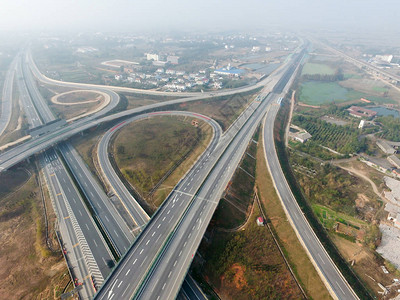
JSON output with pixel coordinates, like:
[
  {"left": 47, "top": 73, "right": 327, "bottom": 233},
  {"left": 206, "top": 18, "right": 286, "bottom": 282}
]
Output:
[
  {"left": 41, "top": 149, "right": 114, "bottom": 290},
  {"left": 17, "top": 55, "right": 117, "bottom": 298},
  {"left": 0, "top": 54, "right": 18, "bottom": 136},
  {"left": 59, "top": 142, "right": 134, "bottom": 255}
]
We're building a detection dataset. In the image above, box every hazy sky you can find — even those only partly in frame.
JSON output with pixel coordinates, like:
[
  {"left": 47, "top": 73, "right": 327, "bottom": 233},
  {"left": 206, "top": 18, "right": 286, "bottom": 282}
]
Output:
[{"left": 0, "top": 0, "right": 398, "bottom": 33}]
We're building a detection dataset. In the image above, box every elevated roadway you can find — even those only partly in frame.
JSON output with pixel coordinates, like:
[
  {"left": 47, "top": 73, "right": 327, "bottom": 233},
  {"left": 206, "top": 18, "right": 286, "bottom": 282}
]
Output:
[{"left": 0, "top": 45, "right": 293, "bottom": 171}]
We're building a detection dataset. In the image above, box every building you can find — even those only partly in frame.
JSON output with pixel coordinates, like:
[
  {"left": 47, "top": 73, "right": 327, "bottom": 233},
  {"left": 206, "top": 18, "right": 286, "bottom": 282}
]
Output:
[
  {"left": 347, "top": 106, "right": 377, "bottom": 119},
  {"left": 388, "top": 155, "right": 400, "bottom": 168},
  {"left": 358, "top": 120, "right": 365, "bottom": 129},
  {"left": 214, "top": 65, "right": 245, "bottom": 77},
  {"left": 376, "top": 54, "right": 393, "bottom": 63},
  {"left": 294, "top": 132, "right": 312, "bottom": 143},
  {"left": 256, "top": 217, "right": 264, "bottom": 226},
  {"left": 146, "top": 53, "right": 159, "bottom": 61},
  {"left": 167, "top": 55, "right": 180, "bottom": 65},
  {"left": 377, "top": 140, "right": 397, "bottom": 154}
]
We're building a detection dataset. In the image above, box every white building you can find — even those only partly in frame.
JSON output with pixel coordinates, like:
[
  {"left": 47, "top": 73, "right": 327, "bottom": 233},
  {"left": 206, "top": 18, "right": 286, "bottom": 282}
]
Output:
[{"left": 146, "top": 53, "right": 159, "bottom": 61}]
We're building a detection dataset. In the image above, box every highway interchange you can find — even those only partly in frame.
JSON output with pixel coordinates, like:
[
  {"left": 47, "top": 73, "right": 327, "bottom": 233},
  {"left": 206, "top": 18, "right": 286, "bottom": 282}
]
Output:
[{"left": 0, "top": 42, "right": 361, "bottom": 300}]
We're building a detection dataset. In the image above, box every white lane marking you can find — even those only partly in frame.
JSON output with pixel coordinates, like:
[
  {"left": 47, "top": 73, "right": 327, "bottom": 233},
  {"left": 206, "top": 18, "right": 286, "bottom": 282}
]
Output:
[
  {"left": 85, "top": 224, "right": 89, "bottom": 230},
  {"left": 162, "top": 217, "right": 166, "bottom": 222},
  {"left": 121, "top": 283, "right": 131, "bottom": 297},
  {"left": 114, "top": 230, "right": 119, "bottom": 237},
  {"left": 125, "top": 269, "right": 131, "bottom": 276},
  {"left": 146, "top": 240, "right": 150, "bottom": 245},
  {"left": 93, "top": 239, "right": 98, "bottom": 247},
  {"left": 90, "top": 192, "right": 94, "bottom": 197},
  {"left": 105, "top": 215, "right": 110, "bottom": 222},
  {"left": 167, "top": 210, "right": 170, "bottom": 215},
  {"left": 152, "top": 231, "right": 155, "bottom": 237},
  {"left": 336, "top": 281, "right": 345, "bottom": 294},
  {"left": 79, "top": 210, "right": 82, "bottom": 216},
  {"left": 184, "top": 242, "right": 187, "bottom": 247},
  {"left": 118, "top": 281, "right": 123, "bottom": 288},
  {"left": 174, "top": 260, "right": 177, "bottom": 267},
  {"left": 168, "top": 271, "right": 172, "bottom": 278},
  {"left": 162, "top": 283, "right": 166, "bottom": 290},
  {"left": 156, "top": 234, "right": 161, "bottom": 242},
  {"left": 188, "top": 233, "right": 192, "bottom": 238},
  {"left": 133, "top": 259, "right": 137, "bottom": 265},
  {"left": 140, "top": 256, "right": 147, "bottom": 267},
  {"left": 318, "top": 253, "right": 325, "bottom": 265},
  {"left": 140, "top": 249, "right": 143, "bottom": 254},
  {"left": 179, "top": 250, "right": 182, "bottom": 256},
  {"left": 157, "top": 224, "right": 161, "bottom": 229}
]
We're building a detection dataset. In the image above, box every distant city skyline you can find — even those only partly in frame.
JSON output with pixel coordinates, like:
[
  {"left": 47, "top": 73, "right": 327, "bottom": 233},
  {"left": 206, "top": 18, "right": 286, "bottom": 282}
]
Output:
[{"left": 0, "top": 0, "right": 399, "bottom": 34}]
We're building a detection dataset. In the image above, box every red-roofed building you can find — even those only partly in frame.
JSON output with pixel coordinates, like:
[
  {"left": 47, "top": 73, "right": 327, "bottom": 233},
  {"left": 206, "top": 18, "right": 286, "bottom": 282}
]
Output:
[
  {"left": 347, "top": 106, "right": 377, "bottom": 119},
  {"left": 257, "top": 217, "right": 264, "bottom": 226}
]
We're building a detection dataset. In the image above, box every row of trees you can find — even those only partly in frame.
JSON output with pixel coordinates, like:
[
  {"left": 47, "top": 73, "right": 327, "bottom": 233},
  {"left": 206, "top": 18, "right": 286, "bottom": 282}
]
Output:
[
  {"left": 292, "top": 115, "right": 366, "bottom": 154},
  {"left": 376, "top": 115, "right": 400, "bottom": 142},
  {"left": 302, "top": 69, "right": 344, "bottom": 82}
]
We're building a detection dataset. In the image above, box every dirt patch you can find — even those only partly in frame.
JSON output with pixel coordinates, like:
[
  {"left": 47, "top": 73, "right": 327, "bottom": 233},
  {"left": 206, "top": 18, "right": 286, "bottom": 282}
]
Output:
[
  {"left": 228, "top": 264, "right": 247, "bottom": 290},
  {"left": 0, "top": 165, "right": 70, "bottom": 299}
]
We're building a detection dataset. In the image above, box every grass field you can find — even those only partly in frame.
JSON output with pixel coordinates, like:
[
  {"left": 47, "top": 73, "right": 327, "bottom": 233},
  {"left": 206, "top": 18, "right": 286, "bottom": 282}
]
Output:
[
  {"left": 114, "top": 116, "right": 212, "bottom": 210},
  {"left": 312, "top": 204, "right": 367, "bottom": 230},
  {"left": 301, "top": 63, "right": 336, "bottom": 75}
]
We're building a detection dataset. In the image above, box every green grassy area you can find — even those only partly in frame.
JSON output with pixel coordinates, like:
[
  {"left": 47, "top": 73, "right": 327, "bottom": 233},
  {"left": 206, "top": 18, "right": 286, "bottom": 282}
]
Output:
[
  {"left": 312, "top": 204, "right": 367, "bottom": 229},
  {"left": 299, "top": 81, "right": 396, "bottom": 106},
  {"left": 372, "top": 86, "right": 389, "bottom": 93},
  {"left": 301, "top": 63, "right": 335, "bottom": 75}
]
